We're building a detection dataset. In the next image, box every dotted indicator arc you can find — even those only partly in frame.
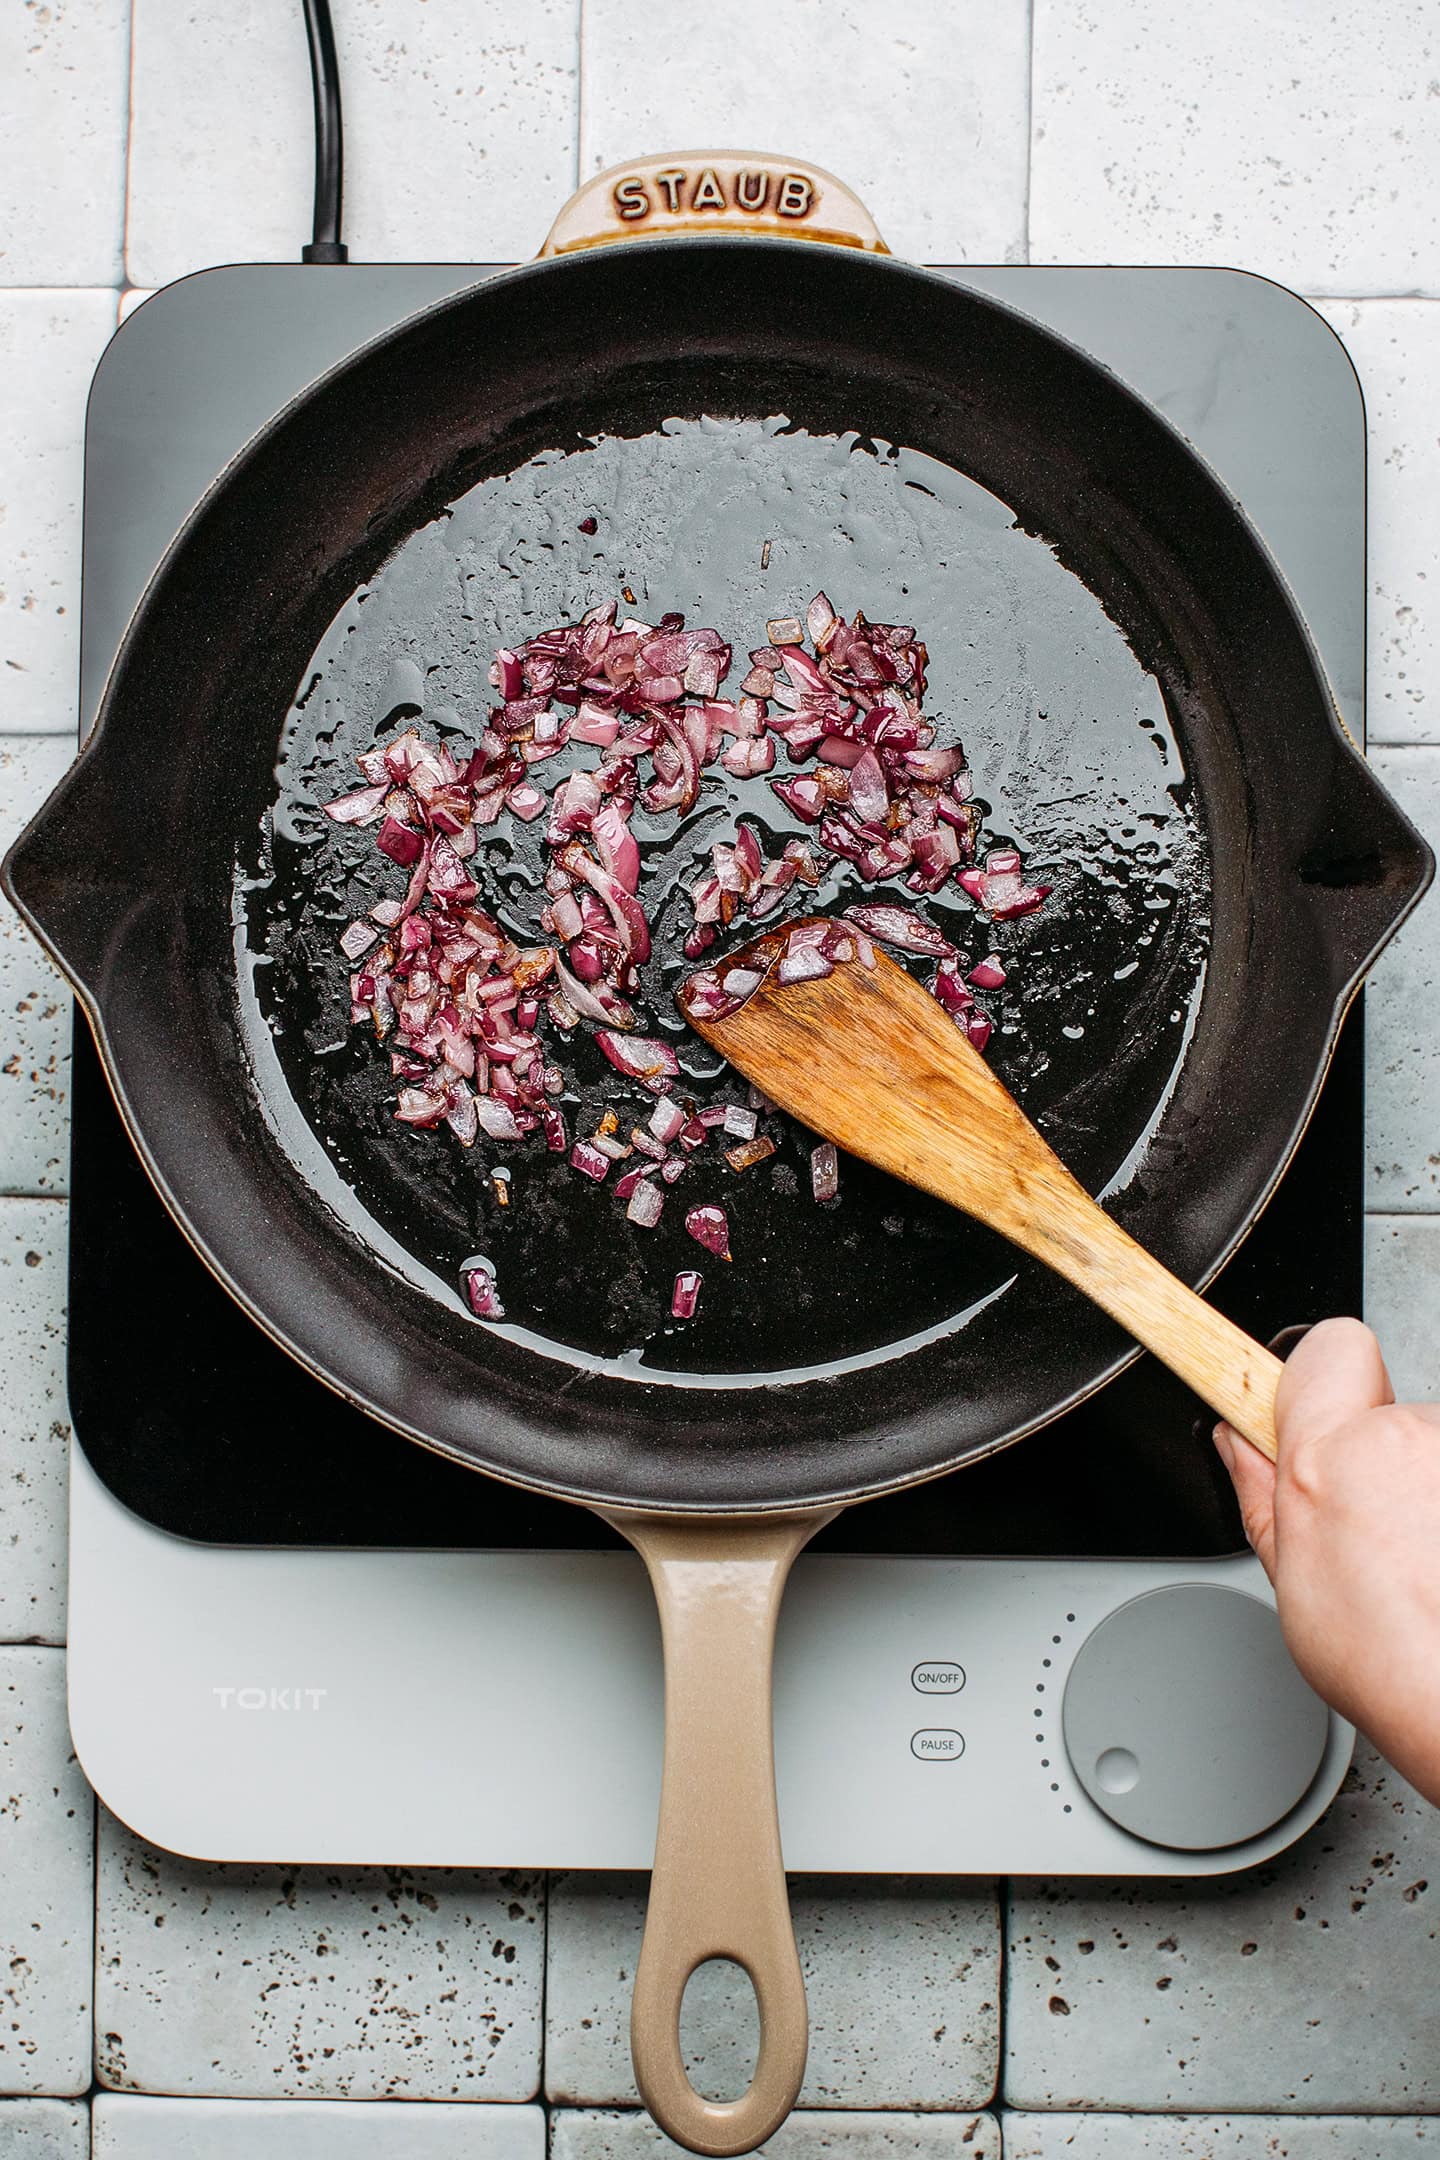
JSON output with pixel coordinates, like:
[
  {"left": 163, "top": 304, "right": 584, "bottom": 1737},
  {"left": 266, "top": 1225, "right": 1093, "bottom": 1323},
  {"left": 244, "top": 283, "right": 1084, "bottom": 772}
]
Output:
[{"left": 1035, "top": 1610, "right": 1080, "bottom": 1814}]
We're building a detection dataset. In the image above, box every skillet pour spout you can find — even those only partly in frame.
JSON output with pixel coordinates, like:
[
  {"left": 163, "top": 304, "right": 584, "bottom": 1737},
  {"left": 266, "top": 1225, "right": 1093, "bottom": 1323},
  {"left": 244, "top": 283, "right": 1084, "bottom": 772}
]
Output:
[{"left": 3, "top": 736, "right": 143, "bottom": 1011}]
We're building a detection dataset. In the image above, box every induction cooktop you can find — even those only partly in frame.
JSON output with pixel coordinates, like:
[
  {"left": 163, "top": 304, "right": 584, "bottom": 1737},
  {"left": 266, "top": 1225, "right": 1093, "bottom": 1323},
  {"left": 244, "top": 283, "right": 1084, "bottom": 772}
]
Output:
[{"left": 64, "top": 260, "right": 1362, "bottom": 1870}]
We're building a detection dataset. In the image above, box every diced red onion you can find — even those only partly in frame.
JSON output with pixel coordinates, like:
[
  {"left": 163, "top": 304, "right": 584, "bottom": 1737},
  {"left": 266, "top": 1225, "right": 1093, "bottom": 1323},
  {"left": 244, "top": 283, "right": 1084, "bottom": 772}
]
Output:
[
  {"left": 817, "top": 735, "right": 864, "bottom": 768},
  {"left": 930, "top": 961, "right": 974, "bottom": 1018},
  {"left": 721, "top": 735, "right": 776, "bottom": 777},
  {"left": 339, "top": 919, "right": 379, "bottom": 960},
  {"left": 724, "top": 1135, "right": 775, "bottom": 1172},
  {"left": 671, "top": 1270, "right": 702, "bottom": 1320},
  {"left": 570, "top": 1140, "right": 611, "bottom": 1182},
  {"left": 563, "top": 845, "right": 652, "bottom": 965},
  {"left": 595, "top": 1031, "right": 679, "bottom": 1092},
  {"left": 847, "top": 748, "right": 889, "bottom": 826},
  {"left": 770, "top": 774, "right": 827, "bottom": 823},
  {"left": 547, "top": 767, "right": 603, "bottom": 842},
  {"left": 377, "top": 815, "right": 425, "bottom": 867},
  {"left": 324, "top": 782, "right": 390, "bottom": 826},
  {"left": 395, "top": 1086, "right": 447, "bottom": 1127},
  {"left": 465, "top": 1263, "right": 505, "bottom": 1320},
  {"left": 777, "top": 943, "right": 833, "bottom": 986},
  {"left": 648, "top": 1097, "right": 687, "bottom": 1146},
  {"left": 806, "top": 592, "right": 837, "bottom": 648},
  {"left": 626, "top": 1179, "right": 665, "bottom": 1229},
  {"left": 988, "top": 880, "right": 1050, "bottom": 922},
  {"left": 474, "top": 1098, "right": 523, "bottom": 1141},
  {"left": 685, "top": 1204, "right": 731, "bottom": 1259},
  {"left": 553, "top": 957, "right": 636, "bottom": 1031},
  {"left": 811, "top": 1142, "right": 839, "bottom": 1203},
  {"left": 541, "top": 1103, "right": 568, "bottom": 1151},
  {"left": 968, "top": 954, "right": 1007, "bottom": 990},
  {"left": 445, "top": 1088, "right": 479, "bottom": 1145},
  {"left": 843, "top": 903, "right": 957, "bottom": 957},
  {"left": 591, "top": 798, "right": 641, "bottom": 893}
]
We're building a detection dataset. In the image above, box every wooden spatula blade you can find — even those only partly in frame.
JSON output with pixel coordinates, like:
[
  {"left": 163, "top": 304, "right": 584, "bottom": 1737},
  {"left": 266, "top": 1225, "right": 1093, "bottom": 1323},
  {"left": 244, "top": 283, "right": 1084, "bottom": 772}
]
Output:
[
  {"left": 679, "top": 918, "right": 1283, "bottom": 1459},
  {"left": 681, "top": 922, "right": 1067, "bottom": 1241}
]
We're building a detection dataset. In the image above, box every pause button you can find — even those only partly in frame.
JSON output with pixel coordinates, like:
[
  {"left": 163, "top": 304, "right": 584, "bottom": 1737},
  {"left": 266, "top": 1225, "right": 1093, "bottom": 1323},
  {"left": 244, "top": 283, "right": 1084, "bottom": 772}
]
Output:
[{"left": 911, "top": 1728, "right": 965, "bottom": 1762}]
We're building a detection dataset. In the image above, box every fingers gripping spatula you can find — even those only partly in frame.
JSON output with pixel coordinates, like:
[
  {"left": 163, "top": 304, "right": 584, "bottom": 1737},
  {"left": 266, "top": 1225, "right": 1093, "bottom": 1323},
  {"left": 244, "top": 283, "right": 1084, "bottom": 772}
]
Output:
[{"left": 680, "top": 920, "right": 1281, "bottom": 1461}]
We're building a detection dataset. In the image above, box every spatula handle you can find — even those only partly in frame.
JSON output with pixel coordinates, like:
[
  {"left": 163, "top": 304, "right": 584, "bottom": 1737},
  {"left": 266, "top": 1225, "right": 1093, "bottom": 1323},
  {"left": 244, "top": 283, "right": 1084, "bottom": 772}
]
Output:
[{"left": 1036, "top": 1195, "right": 1283, "bottom": 1460}]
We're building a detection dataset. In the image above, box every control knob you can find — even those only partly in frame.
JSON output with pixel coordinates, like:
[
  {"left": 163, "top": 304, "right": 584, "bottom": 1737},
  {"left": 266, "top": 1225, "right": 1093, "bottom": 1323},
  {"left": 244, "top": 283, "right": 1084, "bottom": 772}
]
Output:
[{"left": 1061, "top": 1585, "right": 1331, "bottom": 1851}]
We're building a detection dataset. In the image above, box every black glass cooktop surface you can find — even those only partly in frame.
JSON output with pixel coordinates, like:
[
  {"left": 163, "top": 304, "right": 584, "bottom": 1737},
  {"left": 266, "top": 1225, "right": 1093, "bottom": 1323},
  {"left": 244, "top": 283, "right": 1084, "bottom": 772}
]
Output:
[{"left": 68, "top": 1008, "right": 1362, "bottom": 1555}]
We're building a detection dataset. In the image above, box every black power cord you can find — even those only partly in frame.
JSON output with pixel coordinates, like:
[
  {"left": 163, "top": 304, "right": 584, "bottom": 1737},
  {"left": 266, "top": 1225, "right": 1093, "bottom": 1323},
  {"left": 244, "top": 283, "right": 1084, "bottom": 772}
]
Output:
[{"left": 300, "top": 0, "right": 348, "bottom": 263}]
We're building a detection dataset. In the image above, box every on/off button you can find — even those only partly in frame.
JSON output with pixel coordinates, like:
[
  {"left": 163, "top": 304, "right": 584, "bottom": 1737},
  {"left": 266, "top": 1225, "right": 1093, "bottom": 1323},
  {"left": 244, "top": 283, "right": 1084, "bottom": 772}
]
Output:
[
  {"left": 912, "top": 1662, "right": 965, "bottom": 1694},
  {"left": 911, "top": 1728, "right": 965, "bottom": 1762}
]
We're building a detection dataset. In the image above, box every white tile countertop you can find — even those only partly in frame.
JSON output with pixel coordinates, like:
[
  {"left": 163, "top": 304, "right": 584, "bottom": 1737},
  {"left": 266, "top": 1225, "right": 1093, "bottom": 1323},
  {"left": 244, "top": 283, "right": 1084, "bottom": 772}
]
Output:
[{"left": 2, "top": 1, "right": 1440, "bottom": 2151}]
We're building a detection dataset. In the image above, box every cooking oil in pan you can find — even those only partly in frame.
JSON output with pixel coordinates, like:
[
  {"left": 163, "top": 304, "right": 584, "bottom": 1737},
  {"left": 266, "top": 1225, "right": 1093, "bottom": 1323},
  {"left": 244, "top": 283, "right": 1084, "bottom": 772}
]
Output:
[{"left": 241, "top": 416, "right": 1208, "bottom": 1380}]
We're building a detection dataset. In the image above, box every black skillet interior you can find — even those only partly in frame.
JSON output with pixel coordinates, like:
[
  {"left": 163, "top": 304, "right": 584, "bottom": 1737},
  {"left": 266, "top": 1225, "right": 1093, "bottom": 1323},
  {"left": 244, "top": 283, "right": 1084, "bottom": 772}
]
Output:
[{"left": 7, "top": 241, "right": 1429, "bottom": 1511}]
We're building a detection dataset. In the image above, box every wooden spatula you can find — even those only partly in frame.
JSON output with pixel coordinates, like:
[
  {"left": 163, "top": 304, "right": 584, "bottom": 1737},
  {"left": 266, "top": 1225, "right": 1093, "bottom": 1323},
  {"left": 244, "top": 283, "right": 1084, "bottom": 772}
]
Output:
[{"left": 680, "top": 918, "right": 1282, "bottom": 1459}]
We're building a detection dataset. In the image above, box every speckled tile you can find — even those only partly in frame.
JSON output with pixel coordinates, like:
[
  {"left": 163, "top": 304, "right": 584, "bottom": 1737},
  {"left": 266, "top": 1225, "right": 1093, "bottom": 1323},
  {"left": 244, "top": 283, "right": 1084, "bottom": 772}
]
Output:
[
  {"left": 126, "top": 0, "right": 579, "bottom": 288},
  {"left": 0, "top": 739, "right": 75, "bottom": 1198},
  {"left": 93, "top": 1814, "right": 543, "bottom": 2100},
  {"left": 1318, "top": 302, "right": 1440, "bottom": 747},
  {"left": 1004, "top": 2114, "right": 1440, "bottom": 2155},
  {"left": 0, "top": 1204, "right": 69, "bottom": 1645},
  {"left": 1366, "top": 1217, "right": 1440, "bottom": 1402},
  {"left": 0, "top": 293, "right": 117, "bottom": 736},
  {"left": 545, "top": 1874, "right": 999, "bottom": 2110},
  {"left": 579, "top": 0, "right": 1028, "bottom": 267},
  {"left": 1366, "top": 748, "right": 1440, "bottom": 1210},
  {"left": 0, "top": 0, "right": 129, "bottom": 286},
  {"left": 0, "top": 1650, "right": 94, "bottom": 2099},
  {"left": 1004, "top": 1741, "right": 1440, "bottom": 2110},
  {"left": 92, "top": 2093, "right": 545, "bottom": 2157},
  {"left": 0, "top": 2100, "right": 87, "bottom": 2158},
  {"left": 1030, "top": 0, "right": 1440, "bottom": 296},
  {"left": 550, "top": 2107, "right": 1002, "bottom": 2160}
]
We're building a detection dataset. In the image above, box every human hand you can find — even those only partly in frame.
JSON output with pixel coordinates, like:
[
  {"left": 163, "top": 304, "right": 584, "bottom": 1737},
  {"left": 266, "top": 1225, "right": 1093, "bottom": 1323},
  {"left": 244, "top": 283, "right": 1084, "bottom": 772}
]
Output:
[{"left": 1214, "top": 1315, "right": 1440, "bottom": 1806}]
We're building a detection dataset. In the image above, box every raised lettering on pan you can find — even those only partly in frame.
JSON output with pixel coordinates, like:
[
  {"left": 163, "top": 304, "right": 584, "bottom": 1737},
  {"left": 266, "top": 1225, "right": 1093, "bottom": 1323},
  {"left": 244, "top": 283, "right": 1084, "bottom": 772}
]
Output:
[
  {"left": 613, "top": 177, "right": 649, "bottom": 221},
  {"left": 653, "top": 168, "right": 686, "bottom": 213}
]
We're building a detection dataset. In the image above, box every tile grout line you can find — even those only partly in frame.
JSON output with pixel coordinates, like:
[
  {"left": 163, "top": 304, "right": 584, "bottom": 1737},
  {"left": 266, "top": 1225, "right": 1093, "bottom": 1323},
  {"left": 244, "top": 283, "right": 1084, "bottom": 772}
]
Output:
[
  {"left": 574, "top": 0, "right": 586, "bottom": 194},
  {"left": 996, "top": 1873, "right": 1011, "bottom": 2112},
  {"left": 120, "top": 0, "right": 139, "bottom": 290},
  {"left": 1022, "top": 0, "right": 1035, "bottom": 264},
  {"left": 538, "top": 1864, "right": 552, "bottom": 2114}
]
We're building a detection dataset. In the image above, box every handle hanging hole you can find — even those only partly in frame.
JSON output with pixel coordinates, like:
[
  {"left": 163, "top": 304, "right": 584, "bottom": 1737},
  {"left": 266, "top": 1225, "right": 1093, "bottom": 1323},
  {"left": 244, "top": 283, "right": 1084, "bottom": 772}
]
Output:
[{"left": 678, "top": 1957, "right": 762, "bottom": 2104}]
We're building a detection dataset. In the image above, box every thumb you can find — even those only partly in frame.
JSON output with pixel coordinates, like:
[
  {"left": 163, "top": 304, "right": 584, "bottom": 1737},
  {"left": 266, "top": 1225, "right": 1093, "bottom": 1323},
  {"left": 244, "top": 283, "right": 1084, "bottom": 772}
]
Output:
[{"left": 1275, "top": 1315, "right": 1393, "bottom": 1458}]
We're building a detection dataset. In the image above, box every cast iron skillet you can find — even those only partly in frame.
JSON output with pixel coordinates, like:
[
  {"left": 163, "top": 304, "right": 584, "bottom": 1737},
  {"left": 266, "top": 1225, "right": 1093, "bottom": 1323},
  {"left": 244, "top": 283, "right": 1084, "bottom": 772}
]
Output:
[{"left": 4, "top": 156, "right": 1431, "bottom": 2153}]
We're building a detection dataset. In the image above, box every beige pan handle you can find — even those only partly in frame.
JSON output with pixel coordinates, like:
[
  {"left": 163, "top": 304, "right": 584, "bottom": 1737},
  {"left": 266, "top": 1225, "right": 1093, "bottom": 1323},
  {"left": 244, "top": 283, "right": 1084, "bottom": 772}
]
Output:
[
  {"left": 598, "top": 1506, "right": 840, "bottom": 2156},
  {"left": 551, "top": 148, "right": 879, "bottom": 2157},
  {"left": 539, "top": 152, "right": 889, "bottom": 258}
]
